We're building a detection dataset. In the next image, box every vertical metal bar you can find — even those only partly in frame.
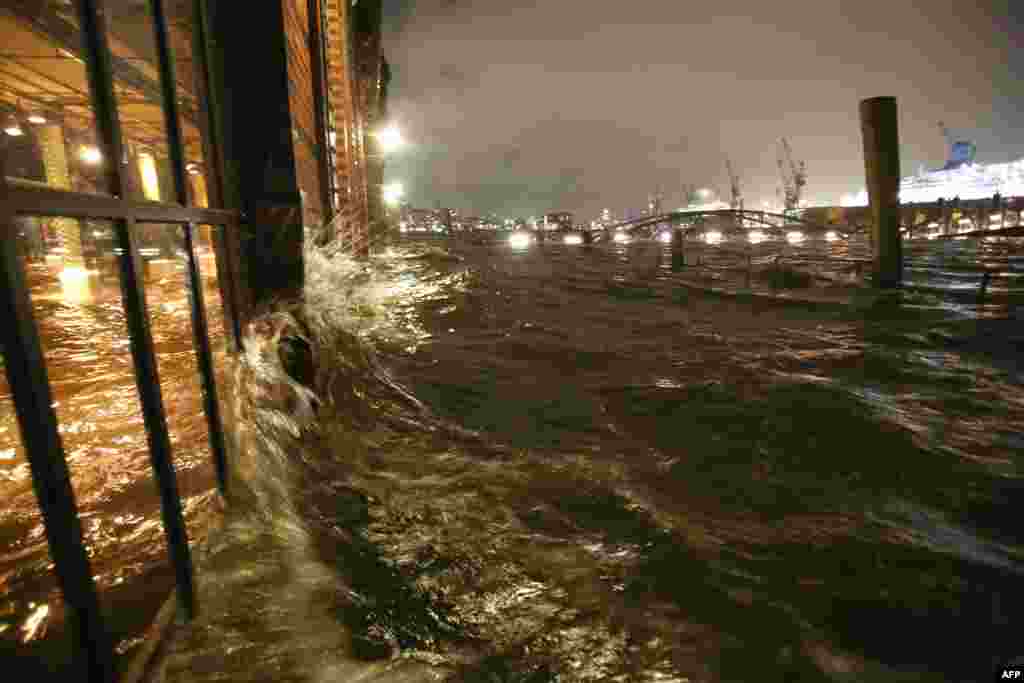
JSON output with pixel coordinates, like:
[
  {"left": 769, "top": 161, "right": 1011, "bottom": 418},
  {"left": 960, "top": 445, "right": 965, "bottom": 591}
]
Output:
[
  {"left": 115, "top": 218, "right": 197, "bottom": 619},
  {"left": 191, "top": 0, "right": 225, "bottom": 210},
  {"left": 149, "top": 0, "right": 188, "bottom": 207},
  {"left": 194, "top": 0, "right": 244, "bottom": 351},
  {"left": 74, "top": 0, "right": 126, "bottom": 198},
  {"left": 0, "top": 179, "right": 116, "bottom": 682},
  {"left": 183, "top": 224, "right": 230, "bottom": 497},
  {"left": 77, "top": 0, "right": 196, "bottom": 618}
]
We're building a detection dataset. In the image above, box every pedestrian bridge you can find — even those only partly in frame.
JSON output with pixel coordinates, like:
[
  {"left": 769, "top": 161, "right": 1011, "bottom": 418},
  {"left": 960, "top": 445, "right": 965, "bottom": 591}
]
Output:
[{"left": 602, "top": 202, "right": 1024, "bottom": 239}]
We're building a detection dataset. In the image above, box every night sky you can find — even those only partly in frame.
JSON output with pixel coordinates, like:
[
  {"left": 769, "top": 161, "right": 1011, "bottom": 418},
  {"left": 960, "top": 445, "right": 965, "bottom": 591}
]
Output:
[{"left": 381, "top": 0, "right": 1022, "bottom": 219}]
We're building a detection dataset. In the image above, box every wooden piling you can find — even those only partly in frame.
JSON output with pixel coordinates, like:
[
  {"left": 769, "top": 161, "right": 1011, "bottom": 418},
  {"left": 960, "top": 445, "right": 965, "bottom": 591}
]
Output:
[
  {"left": 671, "top": 227, "right": 685, "bottom": 270},
  {"left": 859, "top": 96, "right": 902, "bottom": 288}
]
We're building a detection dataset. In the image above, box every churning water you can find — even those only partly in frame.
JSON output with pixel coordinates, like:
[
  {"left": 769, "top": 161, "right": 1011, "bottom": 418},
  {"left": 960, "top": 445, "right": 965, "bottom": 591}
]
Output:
[
  {"left": 152, "top": 234, "right": 1024, "bottom": 683},
  {"left": 10, "top": 233, "right": 1024, "bottom": 682}
]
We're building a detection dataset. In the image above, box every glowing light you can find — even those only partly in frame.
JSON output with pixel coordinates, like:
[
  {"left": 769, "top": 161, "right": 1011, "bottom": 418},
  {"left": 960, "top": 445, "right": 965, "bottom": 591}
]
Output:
[
  {"left": 563, "top": 233, "right": 583, "bottom": 245},
  {"left": 21, "top": 604, "right": 49, "bottom": 642},
  {"left": 373, "top": 125, "right": 404, "bottom": 154},
  {"left": 382, "top": 182, "right": 404, "bottom": 206},
  {"left": 508, "top": 232, "right": 532, "bottom": 249},
  {"left": 825, "top": 231, "right": 839, "bottom": 242},
  {"left": 704, "top": 230, "right": 722, "bottom": 245},
  {"left": 138, "top": 152, "right": 161, "bottom": 201},
  {"left": 80, "top": 146, "right": 102, "bottom": 164},
  {"left": 786, "top": 231, "right": 805, "bottom": 244},
  {"left": 658, "top": 231, "right": 672, "bottom": 243},
  {"left": 748, "top": 230, "right": 766, "bottom": 244},
  {"left": 27, "top": 113, "right": 46, "bottom": 124},
  {"left": 58, "top": 267, "right": 100, "bottom": 304},
  {"left": 3, "top": 122, "right": 23, "bottom": 136},
  {"left": 613, "top": 232, "right": 630, "bottom": 243}
]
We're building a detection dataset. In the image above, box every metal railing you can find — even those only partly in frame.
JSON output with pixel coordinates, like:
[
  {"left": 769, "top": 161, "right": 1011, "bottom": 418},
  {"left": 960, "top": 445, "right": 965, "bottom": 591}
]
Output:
[{"left": 0, "top": 0, "right": 242, "bottom": 678}]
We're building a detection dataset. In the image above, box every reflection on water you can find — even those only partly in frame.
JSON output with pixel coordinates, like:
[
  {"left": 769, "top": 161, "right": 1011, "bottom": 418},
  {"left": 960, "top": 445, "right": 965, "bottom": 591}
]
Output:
[
  {"left": 0, "top": 222, "right": 226, "bottom": 674},
  {"left": 155, "top": 236, "right": 1022, "bottom": 683}
]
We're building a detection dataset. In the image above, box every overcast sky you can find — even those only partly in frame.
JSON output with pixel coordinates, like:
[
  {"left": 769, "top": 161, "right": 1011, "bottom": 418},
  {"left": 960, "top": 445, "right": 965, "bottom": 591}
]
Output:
[{"left": 381, "top": 0, "right": 1022, "bottom": 219}]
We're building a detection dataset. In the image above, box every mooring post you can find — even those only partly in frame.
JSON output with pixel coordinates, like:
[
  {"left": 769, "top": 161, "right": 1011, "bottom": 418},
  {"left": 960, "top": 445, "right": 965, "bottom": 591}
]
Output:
[
  {"left": 859, "top": 96, "right": 902, "bottom": 288},
  {"left": 671, "top": 227, "right": 685, "bottom": 270},
  {"left": 979, "top": 270, "right": 992, "bottom": 303}
]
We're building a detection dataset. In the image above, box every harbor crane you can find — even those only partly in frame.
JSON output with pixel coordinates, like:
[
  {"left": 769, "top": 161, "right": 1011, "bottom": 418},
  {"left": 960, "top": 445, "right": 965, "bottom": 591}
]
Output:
[
  {"left": 724, "top": 157, "right": 743, "bottom": 211},
  {"left": 776, "top": 137, "right": 807, "bottom": 213}
]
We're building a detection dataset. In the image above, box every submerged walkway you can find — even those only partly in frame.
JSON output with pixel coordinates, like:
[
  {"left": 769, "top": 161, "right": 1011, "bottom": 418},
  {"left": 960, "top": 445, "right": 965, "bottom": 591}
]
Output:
[{"left": 137, "top": 243, "right": 1023, "bottom": 683}]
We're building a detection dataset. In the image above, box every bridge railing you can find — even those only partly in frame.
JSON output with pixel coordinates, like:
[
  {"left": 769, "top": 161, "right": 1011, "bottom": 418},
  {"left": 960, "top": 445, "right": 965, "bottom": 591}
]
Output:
[{"left": 662, "top": 232, "right": 1021, "bottom": 310}]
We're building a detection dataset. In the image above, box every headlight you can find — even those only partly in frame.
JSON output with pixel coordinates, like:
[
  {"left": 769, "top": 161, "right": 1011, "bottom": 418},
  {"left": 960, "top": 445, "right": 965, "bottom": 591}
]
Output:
[{"left": 508, "top": 232, "right": 532, "bottom": 248}]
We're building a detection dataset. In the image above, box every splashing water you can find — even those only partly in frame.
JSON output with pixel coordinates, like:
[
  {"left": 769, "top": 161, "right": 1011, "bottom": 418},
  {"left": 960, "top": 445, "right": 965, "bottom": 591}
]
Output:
[{"left": 32, "top": 235, "right": 1024, "bottom": 682}]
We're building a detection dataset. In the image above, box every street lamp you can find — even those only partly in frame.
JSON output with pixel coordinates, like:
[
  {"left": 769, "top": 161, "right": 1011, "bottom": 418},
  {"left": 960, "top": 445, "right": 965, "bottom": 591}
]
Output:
[
  {"left": 382, "top": 181, "right": 404, "bottom": 206},
  {"left": 373, "top": 125, "right": 404, "bottom": 155}
]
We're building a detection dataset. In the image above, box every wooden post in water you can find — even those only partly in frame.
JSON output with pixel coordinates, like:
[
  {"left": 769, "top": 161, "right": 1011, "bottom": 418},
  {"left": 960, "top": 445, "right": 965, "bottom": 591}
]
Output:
[
  {"left": 671, "top": 227, "right": 685, "bottom": 270},
  {"left": 859, "top": 96, "right": 902, "bottom": 288}
]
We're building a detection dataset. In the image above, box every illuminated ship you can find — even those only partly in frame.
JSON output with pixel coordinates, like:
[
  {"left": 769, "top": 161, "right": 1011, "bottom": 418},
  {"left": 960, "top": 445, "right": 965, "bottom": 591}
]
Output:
[{"left": 842, "top": 123, "right": 1024, "bottom": 206}]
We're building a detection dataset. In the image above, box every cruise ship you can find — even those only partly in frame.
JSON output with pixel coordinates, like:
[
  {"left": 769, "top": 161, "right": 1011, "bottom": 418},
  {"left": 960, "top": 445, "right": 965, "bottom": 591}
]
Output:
[{"left": 842, "top": 131, "right": 1024, "bottom": 206}]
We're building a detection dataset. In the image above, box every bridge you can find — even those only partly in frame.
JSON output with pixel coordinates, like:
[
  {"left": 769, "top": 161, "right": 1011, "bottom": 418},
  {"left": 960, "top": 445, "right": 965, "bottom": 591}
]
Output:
[
  {"left": 606, "top": 209, "right": 829, "bottom": 235},
  {"left": 599, "top": 200, "right": 1024, "bottom": 240}
]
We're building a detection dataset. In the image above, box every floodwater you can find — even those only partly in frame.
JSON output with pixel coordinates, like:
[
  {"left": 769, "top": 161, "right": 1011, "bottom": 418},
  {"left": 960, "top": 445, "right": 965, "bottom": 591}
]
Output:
[
  {"left": 153, "top": 233, "right": 1023, "bottom": 683},
  {"left": 5, "top": 230, "right": 1024, "bottom": 681}
]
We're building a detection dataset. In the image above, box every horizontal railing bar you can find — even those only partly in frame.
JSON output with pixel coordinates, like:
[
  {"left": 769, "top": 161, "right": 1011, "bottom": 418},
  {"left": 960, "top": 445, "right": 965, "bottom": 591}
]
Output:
[{"left": 4, "top": 181, "right": 240, "bottom": 225}]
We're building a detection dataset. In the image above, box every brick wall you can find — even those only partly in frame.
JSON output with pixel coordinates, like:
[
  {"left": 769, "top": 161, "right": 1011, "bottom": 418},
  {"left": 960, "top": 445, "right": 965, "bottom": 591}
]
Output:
[
  {"left": 322, "top": 0, "right": 377, "bottom": 256},
  {"left": 282, "top": 0, "right": 324, "bottom": 230}
]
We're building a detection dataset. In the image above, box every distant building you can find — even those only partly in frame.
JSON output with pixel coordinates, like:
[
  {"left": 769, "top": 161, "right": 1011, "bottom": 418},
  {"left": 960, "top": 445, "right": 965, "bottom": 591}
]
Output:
[{"left": 543, "top": 212, "right": 574, "bottom": 230}]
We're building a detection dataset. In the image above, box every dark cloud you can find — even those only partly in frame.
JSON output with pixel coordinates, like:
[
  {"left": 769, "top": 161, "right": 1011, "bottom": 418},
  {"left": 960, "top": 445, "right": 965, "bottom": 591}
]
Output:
[{"left": 382, "top": 0, "right": 1021, "bottom": 218}]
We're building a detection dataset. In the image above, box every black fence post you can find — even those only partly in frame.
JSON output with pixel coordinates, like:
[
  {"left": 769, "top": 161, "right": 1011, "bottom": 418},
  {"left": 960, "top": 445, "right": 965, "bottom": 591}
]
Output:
[
  {"left": 183, "top": 225, "right": 230, "bottom": 497},
  {"left": 115, "top": 220, "right": 197, "bottom": 620}
]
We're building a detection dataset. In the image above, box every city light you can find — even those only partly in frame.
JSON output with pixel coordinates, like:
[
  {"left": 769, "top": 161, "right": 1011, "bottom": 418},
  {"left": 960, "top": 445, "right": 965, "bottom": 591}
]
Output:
[
  {"left": 79, "top": 145, "right": 102, "bottom": 164},
  {"left": 658, "top": 231, "right": 672, "bottom": 243},
  {"left": 27, "top": 113, "right": 46, "bottom": 124},
  {"left": 825, "top": 230, "right": 839, "bottom": 242},
  {"left": 508, "top": 231, "right": 532, "bottom": 249},
  {"left": 704, "top": 230, "right": 723, "bottom": 245},
  {"left": 382, "top": 181, "right": 404, "bottom": 206},
  {"left": 373, "top": 125, "right": 405, "bottom": 154},
  {"left": 563, "top": 233, "right": 583, "bottom": 245},
  {"left": 138, "top": 152, "right": 161, "bottom": 201},
  {"left": 786, "top": 231, "right": 805, "bottom": 244},
  {"left": 613, "top": 231, "right": 630, "bottom": 243},
  {"left": 3, "top": 112, "right": 23, "bottom": 136},
  {"left": 748, "top": 230, "right": 766, "bottom": 244}
]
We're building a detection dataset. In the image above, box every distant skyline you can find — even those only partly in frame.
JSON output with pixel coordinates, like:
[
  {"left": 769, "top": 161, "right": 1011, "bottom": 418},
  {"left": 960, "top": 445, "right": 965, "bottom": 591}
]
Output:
[{"left": 381, "top": 0, "right": 1022, "bottom": 218}]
